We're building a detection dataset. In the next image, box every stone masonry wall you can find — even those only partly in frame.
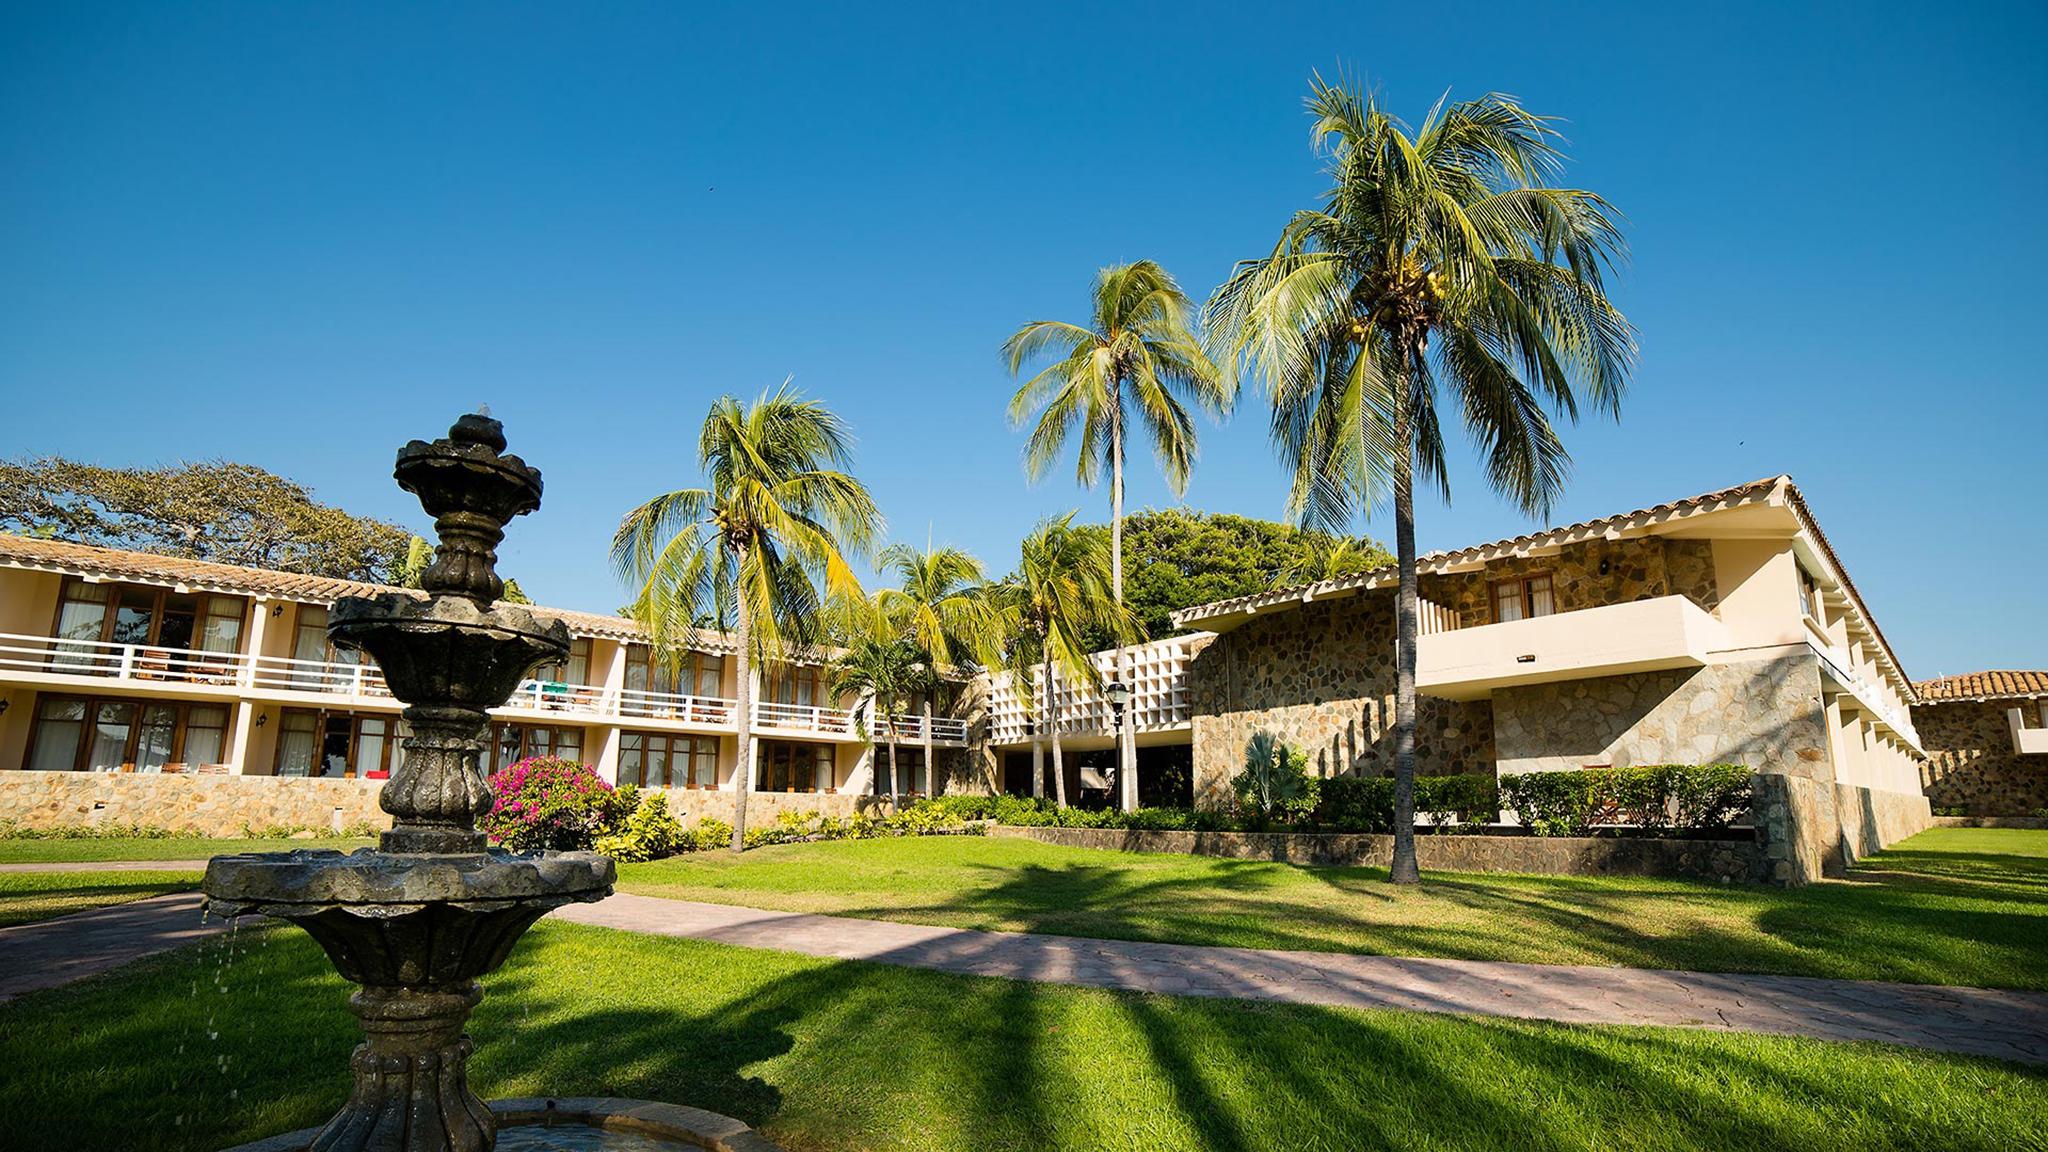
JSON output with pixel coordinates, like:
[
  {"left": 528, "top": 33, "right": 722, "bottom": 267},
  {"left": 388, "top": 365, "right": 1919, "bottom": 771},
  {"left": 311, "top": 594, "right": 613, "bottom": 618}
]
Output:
[
  {"left": 1492, "top": 654, "right": 1833, "bottom": 777},
  {"left": 1432, "top": 537, "right": 1720, "bottom": 629},
  {"left": 0, "top": 770, "right": 389, "bottom": 835},
  {"left": 1915, "top": 698, "right": 2048, "bottom": 816},
  {"left": 991, "top": 824, "right": 1765, "bottom": 884},
  {"left": 1187, "top": 591, "right": 1493, "bottom": 806}
]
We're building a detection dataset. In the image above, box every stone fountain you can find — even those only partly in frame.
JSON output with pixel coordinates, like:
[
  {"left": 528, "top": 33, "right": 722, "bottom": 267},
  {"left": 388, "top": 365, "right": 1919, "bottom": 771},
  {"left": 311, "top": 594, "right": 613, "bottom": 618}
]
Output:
[{"left": 204, "top": 414, "right": 617, "bottom": 1151}]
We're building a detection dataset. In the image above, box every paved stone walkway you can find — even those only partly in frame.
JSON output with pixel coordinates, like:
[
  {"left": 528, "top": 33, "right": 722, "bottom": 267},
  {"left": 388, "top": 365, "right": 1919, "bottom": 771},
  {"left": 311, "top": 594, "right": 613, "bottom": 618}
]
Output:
[
  {"left": 557, "top": 895, "right": 2048, "bottom": 1065},
  {"left": 0, "top": 859, "right": 212, "bottom": 873},
  {"left": 5, "top": 888, "right": 2045, "bottom": 1066},
  {"left": 0, "top": 892, "right": 225, "bottom": 1002}
]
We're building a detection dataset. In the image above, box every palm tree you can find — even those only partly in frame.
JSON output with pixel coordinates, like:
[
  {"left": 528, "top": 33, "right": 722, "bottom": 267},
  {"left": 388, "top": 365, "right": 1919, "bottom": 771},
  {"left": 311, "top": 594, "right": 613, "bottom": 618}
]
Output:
[
  {"left": 877, "top": 543, "right": 998, "bottom": 795},
  {"left": 987, "top": 513, "right": 1133, "bottom": 807},
  {"left": 1004, "top": 261, "right": 1230, "bottom": 810},
  {"left": 1208, "top": 77, "right": 1634, "bottom": 883},
  {"left": 828, "top": 594, "right": 919, "bottom": 803},
  {"left": 612, "top": 383, "right": 882, "bottom": 851}
]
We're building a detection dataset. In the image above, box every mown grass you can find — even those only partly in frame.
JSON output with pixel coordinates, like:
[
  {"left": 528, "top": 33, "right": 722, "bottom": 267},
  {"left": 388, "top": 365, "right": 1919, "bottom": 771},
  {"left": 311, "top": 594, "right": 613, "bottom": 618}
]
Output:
[
  {"left": 0, "top": 870, "right": 201, "bottom": 927},
  {"left": 0, "top": 836, "right": 375, "bottom": 864},
  {"left": 617, "top": 827, "right": 2048, "bottom": 989},
  {"left": 0, "top": 919, "right": 2040, "bottom": 1152}
]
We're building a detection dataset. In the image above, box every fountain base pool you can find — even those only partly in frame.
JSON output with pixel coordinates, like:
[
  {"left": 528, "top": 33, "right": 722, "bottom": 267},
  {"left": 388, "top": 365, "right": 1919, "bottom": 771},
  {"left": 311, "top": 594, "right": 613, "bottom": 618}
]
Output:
[{"left": 221, "top": 1098, "right": 784, "bottom": 1152}]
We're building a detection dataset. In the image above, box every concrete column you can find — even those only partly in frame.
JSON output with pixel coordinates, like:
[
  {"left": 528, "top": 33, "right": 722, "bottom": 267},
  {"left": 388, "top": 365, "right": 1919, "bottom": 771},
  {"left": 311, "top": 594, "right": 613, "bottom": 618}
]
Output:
[{"left": 590, "top": 724, "right": 622, "bottom": 784}]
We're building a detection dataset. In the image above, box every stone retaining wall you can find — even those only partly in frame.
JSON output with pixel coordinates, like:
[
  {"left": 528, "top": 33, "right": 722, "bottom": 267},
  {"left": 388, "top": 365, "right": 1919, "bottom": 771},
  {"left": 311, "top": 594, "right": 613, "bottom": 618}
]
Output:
[
  {"left": 0, "top": 770, "right": 389, "bottom": 835},
  {"left": 661, "top": 789, "right": 905, "bottom": 825},
  {"left": 989, "top": 823, "right": 1765, "bottom": 884},
  {"left": 1915, "top": 698, "right": 2048, "bottom": 816}
]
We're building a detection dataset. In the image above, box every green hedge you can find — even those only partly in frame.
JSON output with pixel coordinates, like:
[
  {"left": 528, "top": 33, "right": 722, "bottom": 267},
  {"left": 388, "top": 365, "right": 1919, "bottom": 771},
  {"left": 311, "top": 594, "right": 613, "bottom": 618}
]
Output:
[
  {"left": 1498, "top": 764, "right": 1752, "bottom": 837},
  {"left": 1310, "top": 774, "right": 1500, "bottom": 834}
]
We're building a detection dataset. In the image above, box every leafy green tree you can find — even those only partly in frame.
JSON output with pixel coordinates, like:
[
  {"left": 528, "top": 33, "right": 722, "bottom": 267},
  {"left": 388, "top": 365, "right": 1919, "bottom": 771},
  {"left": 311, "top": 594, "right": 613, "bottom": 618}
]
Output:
[
  {"left": 612, "top": 384, "right": 881, "bottom": 851},
  {"left": 1208, "top": 77, "right": 1634, "bottom": 883},
  {"left": 877, "top": 543, "right": 999, "bottom": 793},
  {"left": 984, "top": 513, "right": 1134, "bottom": 808},
  {"left": 0, "top": 457, "right": 411, "bottom": 581},
  {"left": 1075, "top": 508, "right": 1389, "bottom": 645},
  {"left": 1006, "top": 261, "right": 1230, "bottom": 808}
]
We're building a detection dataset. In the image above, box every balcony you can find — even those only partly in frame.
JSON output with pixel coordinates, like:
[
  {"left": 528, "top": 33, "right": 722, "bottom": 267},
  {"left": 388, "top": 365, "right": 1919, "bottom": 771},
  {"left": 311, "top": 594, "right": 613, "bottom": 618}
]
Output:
[
  {"left": 2010, "top": 709, "right": 2048, "bottom": 756},
  {"left": 752, "top": 700, "right": 857, "bottom": 740},
  {"left": 880, "top": 712, "right": 970, "bottom": 746},
  {"left": 1416, "top": 595, "right": 1728, "bottom": 702}
]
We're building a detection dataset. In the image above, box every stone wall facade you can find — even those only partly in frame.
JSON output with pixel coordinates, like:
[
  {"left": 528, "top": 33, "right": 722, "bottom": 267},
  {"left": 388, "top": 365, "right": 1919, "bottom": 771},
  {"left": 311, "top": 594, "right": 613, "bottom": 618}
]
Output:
[
  {"left": 1186, "top": 590, "right": 1493, "bottom": 805},
  {"left": 1431, "top": 537, "right": 1720, "bottom": 629},
  {"left": 1915, "top": 698, "right": 2048, "bottom": 816},
  {"left": 990, "top": 824, "right": 1765, "bottom": 885},
  {"left": 0, "top": 770, "right": 390, "bottom": 836},
  {"left": 1492, "top": 654, "right": 1833, "bottom": 777}
]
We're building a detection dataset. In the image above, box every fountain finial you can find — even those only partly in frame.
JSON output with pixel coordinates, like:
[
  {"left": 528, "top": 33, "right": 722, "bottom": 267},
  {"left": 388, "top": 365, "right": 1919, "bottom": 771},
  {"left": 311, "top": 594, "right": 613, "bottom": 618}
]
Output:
[{"left": 395, "top": 413, "right": 540, "bottom": 604}]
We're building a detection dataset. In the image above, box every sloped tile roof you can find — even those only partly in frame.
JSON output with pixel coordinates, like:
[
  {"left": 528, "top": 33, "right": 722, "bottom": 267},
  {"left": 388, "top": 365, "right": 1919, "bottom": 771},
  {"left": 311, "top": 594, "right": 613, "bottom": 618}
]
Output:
[
  {"left": 0, "top": 533, "right": 662, "bottom": 645},
  {"left": 1913, "top": 671, "right": 2048, "bottom": 703}
]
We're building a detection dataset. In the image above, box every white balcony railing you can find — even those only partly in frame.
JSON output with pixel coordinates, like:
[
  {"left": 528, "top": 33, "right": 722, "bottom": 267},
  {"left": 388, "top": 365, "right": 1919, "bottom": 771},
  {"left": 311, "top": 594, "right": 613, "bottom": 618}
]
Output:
[
  {"left": 0, "top": 631, "right": 972, "bottom": 743},
  {"left": 1417, "top": 595, "right": 1727, "bottom": 702},
  {"left": 753, "top": 699, "right": 857, "bottom": 738},
  {"left": 881, "top": 712, "right": 970, "bottom": 745},
  {"left": 2008, "top": 708, "right": 2048, "bottom": 757}
]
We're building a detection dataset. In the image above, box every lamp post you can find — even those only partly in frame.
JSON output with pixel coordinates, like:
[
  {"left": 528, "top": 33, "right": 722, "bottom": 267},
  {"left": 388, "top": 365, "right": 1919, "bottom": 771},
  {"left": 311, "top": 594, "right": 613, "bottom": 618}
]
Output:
[{"left": 1104, "top": 679, "right": 1132, "bottom": 809}]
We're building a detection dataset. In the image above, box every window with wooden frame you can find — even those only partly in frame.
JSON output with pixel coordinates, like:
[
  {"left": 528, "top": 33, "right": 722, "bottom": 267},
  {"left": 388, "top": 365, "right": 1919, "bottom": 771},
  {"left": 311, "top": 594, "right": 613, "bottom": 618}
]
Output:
[
  {"left": 47, "top": 579, "right": 249, "bottom": 677},
  {"left": 1797, "top": 567, "right": 1823, "bottom": 624},
  {"left": 1491, "top": 573, "right": 1555, "bottom": 623},
  {"left": 617, "top": 732, "right": 720, "bottom": 789},
  {"left": 484, "top": 722, "right": 585, "bottom": 772},
  {"left": 767, "top": 665, "right": 826, "bottom": 707},
  {"left": 22, "top": 695, "right": 233, "bottom": 773},
  {"left": 758, "top": 740, "right": 832, "bottom": 792},
  {"left": 274, "top": 708, "right": 409, "bottom": 779}
]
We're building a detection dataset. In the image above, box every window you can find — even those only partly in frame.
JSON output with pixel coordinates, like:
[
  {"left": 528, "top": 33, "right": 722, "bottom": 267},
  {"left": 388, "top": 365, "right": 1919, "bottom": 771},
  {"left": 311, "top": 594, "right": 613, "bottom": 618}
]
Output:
[
  {"left": 618, "top": 732, "right": 721, "bottom": 789},
  {"left": 768, "top": 665, "right": 825, "bottom": 707},
  {"left": 1492, "top": 574, "right": 1555, "bottom": 623},
  {"left": 624, "top": 645, "right": 726, "bottom": 700},
  {"left": 275, "top": 709, "right": 406, "bottom": 778},
  {"left": 876, "top": 748, "right": 926, "bottom": 796},
  {"left": 485, "top": 722, "right": 585, "bottom": 772},
  {"left": 1798, "top": 568, "right": 1822, "bottom": 622},
  {"left": 21, "top": 696, "right": 235, "bottom": 773},
  {"left": 759, "top": 740, "right": 832, "bottom": 792},
  {"left": 534, "top": 638, "right": 594, "bottom": 687}
]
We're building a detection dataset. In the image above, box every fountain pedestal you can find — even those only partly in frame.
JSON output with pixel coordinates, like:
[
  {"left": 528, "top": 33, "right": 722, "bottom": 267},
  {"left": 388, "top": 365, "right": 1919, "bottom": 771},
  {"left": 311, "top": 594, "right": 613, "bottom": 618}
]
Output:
[{"left": 202, "top": 414, "right": 615, "bottom": 1152}]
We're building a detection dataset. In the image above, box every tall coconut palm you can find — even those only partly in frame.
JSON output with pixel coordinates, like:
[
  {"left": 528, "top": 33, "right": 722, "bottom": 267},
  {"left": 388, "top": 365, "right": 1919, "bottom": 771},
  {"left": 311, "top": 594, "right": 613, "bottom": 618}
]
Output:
[
  {"left": 1207, "top": 77, "right": 1634, "bottom": 883},
  {"left": 877, "top": 542, "right": 999, "bottom": 795},
  {"left": 1004, "top": 261, "right": 1230, "bottom": 810},
  {"left": 828, "top": 593, "right": 919, "bottom": 803},
  {"left": 987, "top": 513, "right": 1134, "bottom": 807},
  {"left": 612, "top": 383, "right": 881, "bottom": 851}
]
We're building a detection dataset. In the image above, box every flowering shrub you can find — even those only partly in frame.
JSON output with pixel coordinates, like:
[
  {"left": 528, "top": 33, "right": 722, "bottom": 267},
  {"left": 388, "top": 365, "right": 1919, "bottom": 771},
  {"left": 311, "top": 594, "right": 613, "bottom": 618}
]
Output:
[{"left": 482, "top": 757, "right": 635, "bottom": 852}]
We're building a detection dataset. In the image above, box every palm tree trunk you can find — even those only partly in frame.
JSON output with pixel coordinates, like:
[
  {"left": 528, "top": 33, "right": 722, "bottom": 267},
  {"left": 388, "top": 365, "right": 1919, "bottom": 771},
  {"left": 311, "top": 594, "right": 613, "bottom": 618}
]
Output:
[
  {"left": 1389, "top": 365, "right": 1422, "bottom": 884},
  {"left": 922, "top": 692, "right": 936, "bottom": 797},
  {"left": 1044, "top": 653, "right": 1067, "bottom": 809},
  {"left": 1110, "top": 392, "right": 1137, "bottom": 813},
  {"left": 1031, "top": 659, "right": 1045, "bottom": 800},
  {"left": 885, "top": 722, "right": 899, "bottom": 805},
  {"left": 731, "top": 583, "right": 754, "bottom": 854}
]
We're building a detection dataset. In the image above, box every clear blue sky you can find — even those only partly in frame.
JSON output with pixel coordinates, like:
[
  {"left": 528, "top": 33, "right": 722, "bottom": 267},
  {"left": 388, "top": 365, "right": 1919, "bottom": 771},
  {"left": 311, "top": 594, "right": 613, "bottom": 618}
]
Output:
[{"left": 3, "top": 1, "right": 2042, "bottom": 679}]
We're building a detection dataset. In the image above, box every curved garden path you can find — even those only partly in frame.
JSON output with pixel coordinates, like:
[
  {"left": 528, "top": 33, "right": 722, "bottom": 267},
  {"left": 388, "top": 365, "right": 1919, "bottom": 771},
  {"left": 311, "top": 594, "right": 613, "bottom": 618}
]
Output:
[{"left": 4, "top": 884, "right": 2045, "bottom": 1066}]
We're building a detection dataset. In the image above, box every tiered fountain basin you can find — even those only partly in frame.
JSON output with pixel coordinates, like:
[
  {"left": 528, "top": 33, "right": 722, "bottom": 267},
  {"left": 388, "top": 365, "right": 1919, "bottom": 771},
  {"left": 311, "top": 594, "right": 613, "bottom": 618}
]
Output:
[{"left": 222, "top": 1097, "right": 785, "bottom": 1151}]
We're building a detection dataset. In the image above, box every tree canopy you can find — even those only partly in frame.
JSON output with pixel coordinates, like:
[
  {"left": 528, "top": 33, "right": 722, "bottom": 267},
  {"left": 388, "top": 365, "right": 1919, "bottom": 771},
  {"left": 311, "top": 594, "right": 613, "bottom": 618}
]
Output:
[
  {"left": 0, "top": 456, "right": 413, "bottom": 583},
  {"left": 1072, "top": 508, "right": 1390, "bottom": 645}
]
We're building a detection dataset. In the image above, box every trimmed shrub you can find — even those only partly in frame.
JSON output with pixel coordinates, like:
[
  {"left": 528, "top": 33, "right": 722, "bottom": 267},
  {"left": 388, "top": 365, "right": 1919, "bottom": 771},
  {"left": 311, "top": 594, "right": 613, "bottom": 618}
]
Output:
[
  {"left": 593, "top": 791, "right": 689, "bottom": 862},
  {"left": 482, "top": 757, "right": 635, "bottom": 852},
  {"left": 1313, "top": 776, "right": 1394, "bottom": 833},
  {"left": 1416, "top": 774, "right": 1501, "bottom": 830},
  {"left": 691, "top": 818, "right": 734, "bottom": 852},
  {"left": 1501, "top": 764, "right": 1753, "bottom": 836}
]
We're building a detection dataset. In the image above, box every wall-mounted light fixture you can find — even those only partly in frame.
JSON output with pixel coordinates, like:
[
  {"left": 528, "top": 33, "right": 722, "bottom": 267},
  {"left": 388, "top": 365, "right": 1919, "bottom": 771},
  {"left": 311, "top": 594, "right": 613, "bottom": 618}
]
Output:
[
  {"left": 255, "top": 713, "right": 269, "bottom": 727},
  {"left": 0, "top": 698, "right": 10, "bottom": 715},
  {"left": 272, "top": 604, "right": 285, "bottom": 618}
]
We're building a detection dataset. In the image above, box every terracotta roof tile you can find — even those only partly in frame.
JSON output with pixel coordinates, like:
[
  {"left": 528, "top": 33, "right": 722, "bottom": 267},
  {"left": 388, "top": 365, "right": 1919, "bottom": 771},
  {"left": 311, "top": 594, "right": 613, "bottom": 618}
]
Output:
[
  {"left": 1913, "top": 671, "right": 2048, "bottom": 703},
  {"left": 0, "top": 533, "right": 659, "bottom": 644}
]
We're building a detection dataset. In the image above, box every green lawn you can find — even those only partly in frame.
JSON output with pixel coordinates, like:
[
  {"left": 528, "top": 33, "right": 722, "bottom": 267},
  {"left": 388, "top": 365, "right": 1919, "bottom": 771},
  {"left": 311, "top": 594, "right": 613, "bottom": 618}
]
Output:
[
  {"left": 0, "top": 870, "right": 201, "bottom": 927},
  {"left": 0, "top": 836, "right": 375, "bottom": 864},
  {"left": 0, "top": 919, "right": 2040, "bottom": 1152},
  {"left": 617, "top": 827, "right": 2048, "bottom": 990}
]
